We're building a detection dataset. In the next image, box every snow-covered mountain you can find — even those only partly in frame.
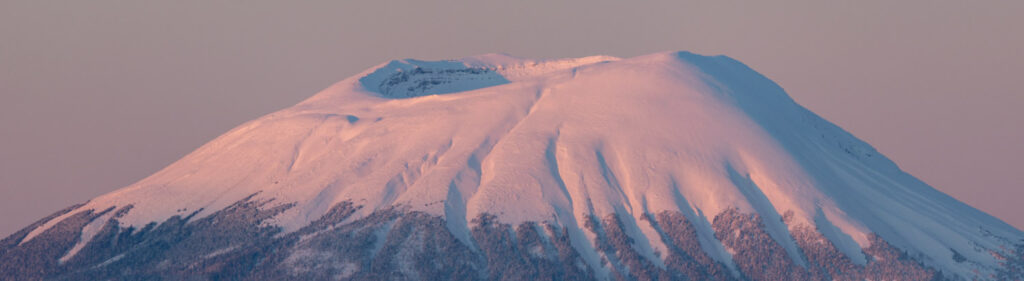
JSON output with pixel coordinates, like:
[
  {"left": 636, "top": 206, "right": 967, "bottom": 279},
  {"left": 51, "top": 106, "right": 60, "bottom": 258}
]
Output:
[{"left": 2, "top": 51, "right": 1021, "bottom": 280}]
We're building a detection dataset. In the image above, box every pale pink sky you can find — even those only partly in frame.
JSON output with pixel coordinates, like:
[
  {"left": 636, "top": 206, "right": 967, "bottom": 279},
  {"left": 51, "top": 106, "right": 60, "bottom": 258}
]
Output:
[{"left": 1, "top": 1, "right": 1022, "bottom": 237}]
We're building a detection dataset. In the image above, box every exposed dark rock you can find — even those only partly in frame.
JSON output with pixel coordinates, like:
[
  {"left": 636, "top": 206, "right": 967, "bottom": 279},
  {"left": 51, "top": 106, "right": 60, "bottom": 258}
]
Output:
[
  {"left": 591, "top": 214, "right": 678, "bottom": 281},
  {"left": 43, "top": 193, "right": 294, "bottom": 280},
  {"left": 470, "top": 214, "right": 594, "bottom": 281},
  {"left": 951, "top": 248, "right": 967, "bottom": 263},
  {"left": 362, "top": 211, "right": 481, "bottom": 280},
  {"left": 0, "top": 205, "right": 113, "bottom": 280},
  {"left": 788, "top": 222, "right": 857, "bottom": 280},
  {"left": 645, "top": 211, "right": 736, "bottom": 281},
  {"left": 583, "top": 214, "right": 629, "bottom": 280},
  {"left": 712, "top": 208, "right": 811, "bottom": 281},
  {"left": 994, "top": 240, "right": 1023, "bottom": 280},
  {"left": 861, "top": 234, "right": 941, "bottom": 281},
  {"left": 0, "top": 200, "right": 989, "bottom": 281},
  {"left": 0, "top": 202, "right": 86, "bottom": 259},
  {"left": 375, "top": 67, "right": 504, "bottom": 98}
]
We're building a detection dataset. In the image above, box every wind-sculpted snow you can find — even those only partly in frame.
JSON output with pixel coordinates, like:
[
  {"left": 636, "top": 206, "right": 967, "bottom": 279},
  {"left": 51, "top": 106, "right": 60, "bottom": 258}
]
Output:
[{"left": 4, "top": 51, "right": 1022, "bottom": 280}]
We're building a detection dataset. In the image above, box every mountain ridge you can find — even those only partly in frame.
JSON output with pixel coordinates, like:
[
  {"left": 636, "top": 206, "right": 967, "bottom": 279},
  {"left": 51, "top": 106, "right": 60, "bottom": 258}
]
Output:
[{"left": 3, "top": 51, "right": 1021, "bottom": 280}]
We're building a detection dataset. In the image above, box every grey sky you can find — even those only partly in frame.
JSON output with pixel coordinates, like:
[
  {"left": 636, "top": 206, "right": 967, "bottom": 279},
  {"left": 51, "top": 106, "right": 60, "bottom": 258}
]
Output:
[{"left": 1, "top": 0, "right": 1021, "bottom": 237}]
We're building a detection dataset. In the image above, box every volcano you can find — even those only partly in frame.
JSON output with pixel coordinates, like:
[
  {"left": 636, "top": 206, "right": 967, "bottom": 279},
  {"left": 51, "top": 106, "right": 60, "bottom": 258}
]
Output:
[{"left": 2, "top": 51, "right": 1021, "bottom": 280}]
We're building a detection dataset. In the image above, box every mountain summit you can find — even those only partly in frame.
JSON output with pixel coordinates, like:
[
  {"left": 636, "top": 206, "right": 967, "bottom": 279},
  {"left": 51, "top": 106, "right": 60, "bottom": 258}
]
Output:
[{"left": 2, "top": 51, "right": 1021, "bottom": 280}]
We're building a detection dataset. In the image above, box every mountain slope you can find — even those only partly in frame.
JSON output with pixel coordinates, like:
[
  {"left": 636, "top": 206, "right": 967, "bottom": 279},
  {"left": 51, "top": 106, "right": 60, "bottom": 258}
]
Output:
[{"left": 3, "top": 51, "right": 1021, "bottom": 280}]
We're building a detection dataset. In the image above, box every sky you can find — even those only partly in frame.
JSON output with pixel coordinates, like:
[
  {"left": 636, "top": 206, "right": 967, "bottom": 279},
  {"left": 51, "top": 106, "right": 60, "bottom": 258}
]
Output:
[{"left": 1, "top": 0, "right": 1021, "bottom": 237}]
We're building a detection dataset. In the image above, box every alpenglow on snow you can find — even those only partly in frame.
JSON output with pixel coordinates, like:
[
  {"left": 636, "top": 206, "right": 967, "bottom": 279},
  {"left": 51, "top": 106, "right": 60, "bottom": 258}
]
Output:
[{"left": 2, "top": 51, "right": 1022, "bottom": 280}]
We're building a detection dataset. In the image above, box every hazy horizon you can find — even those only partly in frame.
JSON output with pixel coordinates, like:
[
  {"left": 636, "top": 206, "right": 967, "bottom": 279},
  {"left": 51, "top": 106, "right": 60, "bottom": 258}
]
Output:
[{"left": 2, "top": 0, "right": 1022, "bottom": 237}]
